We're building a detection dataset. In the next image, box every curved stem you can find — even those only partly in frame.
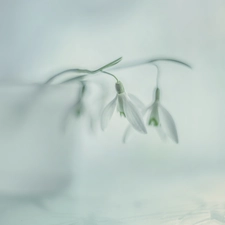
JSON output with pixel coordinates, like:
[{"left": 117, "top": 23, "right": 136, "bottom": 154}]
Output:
[
  {"left": 45, "top": 57, "right": 122, "bottom": 84},
  {"left": 60, "top": 74, "right": 88, "bottom": 84},
  {"left": 61, "top": 70, "right": 119, "bottom": 84},
  {"left": 148, "top": 58, "right": 192, "bottom": 69},
  {"left": 45, "top": 69, "right": 92, "bottom": 84},
  {"left": 101, "top": 71, "right": 119, "bottom": 82},
  {"left": 113, "top": 57, "right": 192, "bottom": 71},
  {"left": 46, "top": 57, "right": 191, "bottom": 85},
  {"left": 97, "top": 57, "right": 122, "bottom": 71},
  {"left": 151, "top": 63, "right": 160, "bottom": 87}
]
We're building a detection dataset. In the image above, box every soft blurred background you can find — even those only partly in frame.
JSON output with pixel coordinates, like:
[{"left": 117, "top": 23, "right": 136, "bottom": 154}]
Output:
[{"left": 0, "top": 0, "right": 225, "bottom": 224}]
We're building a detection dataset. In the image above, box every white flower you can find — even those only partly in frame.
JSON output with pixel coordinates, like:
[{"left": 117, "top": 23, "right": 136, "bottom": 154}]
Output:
[
  {"left": 101, "top": 81, "right": 147, "bottom": 134},
  {"left": 62, "top": 81, "right": 100, "bottom": 132},
  {"left": 123, "top": 88, "right": 178, "bottom": 143}
]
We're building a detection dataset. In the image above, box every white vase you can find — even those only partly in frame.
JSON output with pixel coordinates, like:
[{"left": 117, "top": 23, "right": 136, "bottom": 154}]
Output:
[{"left": 0, "top": 84, "right": 78, "bottom": 197}]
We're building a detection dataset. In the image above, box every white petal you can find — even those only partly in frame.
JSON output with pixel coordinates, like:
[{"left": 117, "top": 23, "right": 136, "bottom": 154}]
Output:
[
  {"left": 122, "top": 125, "right": 134, "bottom": 143},
  {"left": 128, "top": 93, "right": 145, "bottom": 111},
  {"left": 101, "top": 95, "right": 117, "bottom": 131},
  {"left": 158, "top": 104, "right": 179, "bottom": 143},
  {"left": 121, "top": 93, "right": 147, "bottom": 134},
  {"left": 155, "top": 126, "right": 167, "bottom": 141},
  {"left": 147, "top": 103, "right": 154, "bottom": 110},
  {"left": 144, "top": 103, "right": 154, "bottom": 116},
  {"left": 144, "top": 102, "right": 155, "bottom": 124}
]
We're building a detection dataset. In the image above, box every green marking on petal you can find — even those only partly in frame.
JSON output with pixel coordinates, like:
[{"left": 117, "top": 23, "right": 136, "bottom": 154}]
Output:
[
  {"left": 148, "top": 118, "right": 159, "bottom": 126},
  {"left": 148, "top": 102, "right": 160, "bottom": 127},
  {"left": 120, "top": 112, "right": 126, "bottom": 117}
]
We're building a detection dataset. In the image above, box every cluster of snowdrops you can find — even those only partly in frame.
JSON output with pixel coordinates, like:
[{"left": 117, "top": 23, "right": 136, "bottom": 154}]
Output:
[{"left": 45, "top": 57, "right": 191, "bottom": 143}]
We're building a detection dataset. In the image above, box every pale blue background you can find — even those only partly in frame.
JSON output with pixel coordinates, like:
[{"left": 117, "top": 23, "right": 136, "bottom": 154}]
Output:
[{"left": 0, "top": 1, "right": 225, "bottom": 224}]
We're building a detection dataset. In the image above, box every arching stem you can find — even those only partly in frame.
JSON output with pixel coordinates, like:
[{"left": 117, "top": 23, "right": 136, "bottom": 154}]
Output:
[
  {"left": 45, "top": 57, "right": 191, "bottom": 85},
  {"left": 101, "top": 71, "right": 119, "bottom": 82},
  {"left": 151, "top": 63, "right": 160, "bottom": 88},
  {"left": 113, "top": 58, "right": 192, "bottom": 71},
  {"left": 45, "top": 57, "right": 122, "bottom": 84}
]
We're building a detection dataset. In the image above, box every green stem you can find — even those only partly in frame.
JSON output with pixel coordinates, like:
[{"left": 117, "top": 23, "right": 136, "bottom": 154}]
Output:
[
  {"left": 45, "top": 57, "right": 122, "bottom": 84},
  {"left": 151, "top": 63, "right": 160, "bottom": 88},
  {"left": 45, "top": 57, "right": 191, "bottom": 85},
  {"left": 113, "top": 58, "right": 192, "bottom": 71},
  {"left": 101, "top": 71, "right": 119, "bottom": 82},
  {"left": 45, "top": 69, "right": 93, "bottom": 84},
  {"left": 148, "top": 58, "right": 192, "bottom": 68}
]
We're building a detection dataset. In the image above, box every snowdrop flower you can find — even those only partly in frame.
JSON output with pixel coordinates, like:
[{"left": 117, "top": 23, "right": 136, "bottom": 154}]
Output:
[
  {"left": 123, "top": 87, "right": 178, "bottom": 143},
  {"left": 101, "top": 80, "right": 147, "bottom": 134},
  {"left": 147, "top": 87, "right": 178, "bottom": 143},
  {"left": 62, "top": 81, "right": 101, "bottom": 132}
]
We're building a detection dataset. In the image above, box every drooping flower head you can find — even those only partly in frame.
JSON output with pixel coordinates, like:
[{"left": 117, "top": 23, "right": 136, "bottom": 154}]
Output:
[
  {"left": 123, "top": 87, "right": 179, "bottom": 144},
  {"left": 147, "top": 87, "right": 179, "bottom": 143},
  {"left": 62, "top": 81, "right": 104, "bottom": 132},
  {"left": 101, "top": 80, "right": 147, "bottom": 134}
]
